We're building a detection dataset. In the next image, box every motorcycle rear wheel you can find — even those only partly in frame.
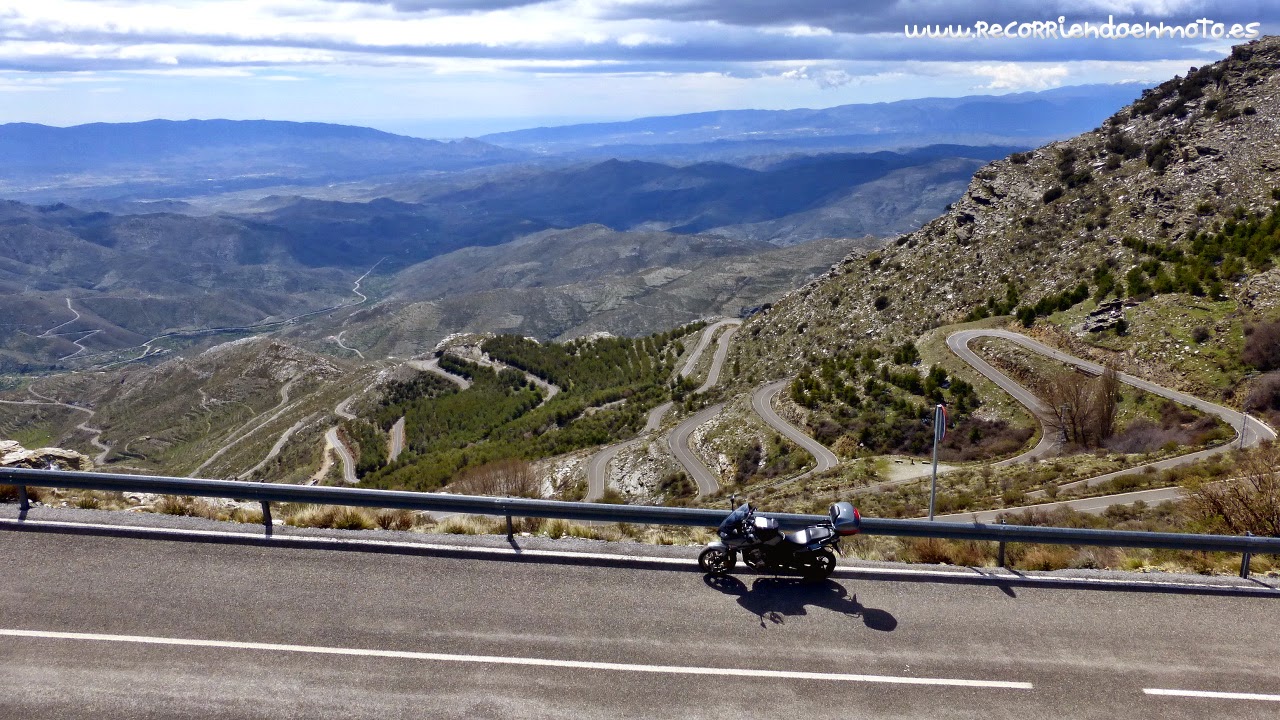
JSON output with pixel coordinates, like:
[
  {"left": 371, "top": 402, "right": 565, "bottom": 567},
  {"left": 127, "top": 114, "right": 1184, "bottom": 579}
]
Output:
[
  {"left": 699, "top": 547, "right": 737, "bottom": 575},
  {"left": 803, "top": 549, "right": 837, "bottom": 580}
]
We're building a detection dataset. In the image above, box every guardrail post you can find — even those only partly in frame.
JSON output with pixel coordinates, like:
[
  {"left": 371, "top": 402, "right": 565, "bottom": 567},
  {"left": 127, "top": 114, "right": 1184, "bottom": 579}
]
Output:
[
  {"left": 17, "top": 485, "right": 29, "bottom": 514},
  {"left": 506, "top": 513, "right": 514, "bottom": 541},
  {"left": 1241, "top": 531, "right": 1254, "bottom": 578},
  {"left": 260, "top": 501, "right": 273, "bottom": 537},
  {"left": 997, "top": 517, "right": 1007, "bottom": 568}
]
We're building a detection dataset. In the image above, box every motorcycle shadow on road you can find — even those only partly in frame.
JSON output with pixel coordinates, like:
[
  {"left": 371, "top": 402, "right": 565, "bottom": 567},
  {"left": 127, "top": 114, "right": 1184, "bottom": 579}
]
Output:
[{"left": 704, "top": 574, "right": 897, "bottom": 632}]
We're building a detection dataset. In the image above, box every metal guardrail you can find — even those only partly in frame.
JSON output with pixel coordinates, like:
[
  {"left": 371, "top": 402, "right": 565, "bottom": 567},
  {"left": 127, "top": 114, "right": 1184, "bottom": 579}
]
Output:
[{"left": 3, "top": 467, "right": 1278, "bottom": 577}]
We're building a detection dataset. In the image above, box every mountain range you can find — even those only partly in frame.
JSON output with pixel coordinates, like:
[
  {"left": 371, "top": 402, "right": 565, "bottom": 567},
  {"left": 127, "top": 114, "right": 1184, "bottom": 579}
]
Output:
[
  {"left": 480, "top": 84, "right": 1150, "bottom": 156},
  {"left": 0, "top": 120, "right": 527, "bottom": 200}
]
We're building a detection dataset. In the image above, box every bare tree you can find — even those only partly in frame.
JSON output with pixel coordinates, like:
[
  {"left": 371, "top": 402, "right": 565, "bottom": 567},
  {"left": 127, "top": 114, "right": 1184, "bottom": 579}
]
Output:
[
  {"left": 1041, "top": 365, "right": 1120, "bottom": 448},
  {"left": 449, "top": 458, "right": 540, "bottom": 497},
  {"left": 1043, "top": 370, "right": 1097, "bottom": 446},
  {"left": 1186, "top": 443, "right": 1280, "bottom": 537},
  {"left": 1096, "top": 366, "right": 1120, "bottom": 442}
]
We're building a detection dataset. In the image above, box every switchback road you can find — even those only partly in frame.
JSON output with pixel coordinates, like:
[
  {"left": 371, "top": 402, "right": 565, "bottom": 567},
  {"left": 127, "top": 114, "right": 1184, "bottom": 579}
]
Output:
[
  {"left": 326, "top": 426, "right": 357, "bottom": 484},
  {"left": 667, "top": 402, "right": 726, "bottom": 498},
  {"left": 751, "top": 380, "right": 840, "bottom": 481},
  {"left": 407, "top": 356, "right": 472, "bottom": 390},
  {"left": 2, "top": 526, "right": 1279, "bottom": 719},
  {"left": 943, "top": 329, "right": 1275, "bottom": 519},
  {"left": 586, "top": 319, "right": 739, "bottom": 501}
]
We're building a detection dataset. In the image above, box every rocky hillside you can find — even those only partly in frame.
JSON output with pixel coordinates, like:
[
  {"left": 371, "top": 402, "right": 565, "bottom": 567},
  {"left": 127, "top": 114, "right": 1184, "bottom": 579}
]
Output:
[
  {"left": 294, "top": 227, "right": 874, "bottom": 360},
  {"left": 0, "top": 337, "right": 355, "bottom": 479},
  {"left": 734, "top": 36, "right": 1280, "bottom": 400}
]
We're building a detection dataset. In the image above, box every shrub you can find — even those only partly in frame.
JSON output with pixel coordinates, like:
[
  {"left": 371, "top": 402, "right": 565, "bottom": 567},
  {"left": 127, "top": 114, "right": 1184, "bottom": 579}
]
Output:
[
  {"left": 658, "top": 471, "right": 695, "bottom": 498},
  {"left": 1243, "top": 320, "right": 1280, "bottom": 371},
  {"left": 873, "top": 295, "right": 890, "bottom": 311},
  {"left": 1042, "top": 186, "right": 1064, "bottom": 203},
  {"left": 449, "top": 458, "right": 540, "bottom": 497},
  {"left": 1244, "top": 372, "right": 1280, "bottom": 413},
  {"left": 1190, "top": 326, "right": 1212, "bottom": 343}
]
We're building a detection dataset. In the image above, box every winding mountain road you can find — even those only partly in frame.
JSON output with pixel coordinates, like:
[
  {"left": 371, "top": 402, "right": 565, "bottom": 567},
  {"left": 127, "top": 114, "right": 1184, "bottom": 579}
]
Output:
[
  {"left": 189, "top": 375, "right": 303, "bottom": 477},
  {"left": 667, "top": 402, "right": 726, "bottom": 497},
  {"left": 664, "top": 321, "right": 743, "bottom": 498},
  {"left": 692, "top": 322, "right": 739, "bottom": 394},
  {"left": 75, "top": 258, "right": 383, "bottom": 371},
  {"left": 946, "top": 331, "right": 1059, "bottom": 466},
  {"left": 585, "top": 401, "right": 671, "bottom": 501},
  {"left": 387, "top": 417, "right": 406, "bottom": 463},
  {"left": 936, "top": 486, "right": 1187, "bottom": 523},
  {"left": 751, "top": 380, "right": 840, "bottom": 481},
  {"left": 940, "top": 328, "right": 1275, "bottom": 519},
  {"left": 586, "top": 319, "right": 740, "bottom": 501},
  {"left": 326, "top": 426, "right": 358, "bottom": 484},
  {"left": 333, "top": 331, "right": 364, "bottom": 360},
  {"left": 240, "top": 414, "right": 317, "bottom": 480},
  {"left": 0, "top": 393, "right": 111, "bottom": 467},
  {"left": 459, "top": 352, "right": 560, "bottom": 405},
  {"left": 407, "top": 357, "right": 472, "bottom": 391}
]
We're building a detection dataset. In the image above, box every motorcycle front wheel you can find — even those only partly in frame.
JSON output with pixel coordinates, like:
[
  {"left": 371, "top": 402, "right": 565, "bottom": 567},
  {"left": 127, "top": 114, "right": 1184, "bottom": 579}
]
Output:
[
  {"left": 803, "top": 549, "right": 837, "bottom": 580},
  {"left": 699, "top": 547, "right": 737, "bottom": 575}
]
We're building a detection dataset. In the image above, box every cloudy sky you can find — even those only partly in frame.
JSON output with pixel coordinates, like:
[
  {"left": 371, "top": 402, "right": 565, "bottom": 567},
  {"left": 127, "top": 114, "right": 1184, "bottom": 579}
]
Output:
[{"left": 0, "top": 0, "right": 1273, "bottom": 137}]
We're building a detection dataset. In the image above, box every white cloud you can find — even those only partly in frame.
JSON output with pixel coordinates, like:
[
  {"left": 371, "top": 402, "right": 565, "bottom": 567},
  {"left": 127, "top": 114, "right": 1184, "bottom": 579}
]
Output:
[
  {"left": 780, "top": 65, "right": 858, "bottom": 89},
  {"left": 777, "top": 25, "right": 833, "bottom": 38},
  {"left": 616, "top": 32, "right": 675, "bottom": 47},
  {"left": 971, "top": 62, "right": 1070, "bottom": 90}
]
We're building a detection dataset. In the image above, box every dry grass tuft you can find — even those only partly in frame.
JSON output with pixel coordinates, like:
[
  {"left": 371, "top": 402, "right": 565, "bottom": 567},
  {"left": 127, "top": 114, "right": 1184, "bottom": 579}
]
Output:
[
  {"left": 285, "top": 505, "right": 377, "bottom": 530},
  {"left": 1013, "top": 545, "right": 1076, "bottom": 571},
  {"left": 375, "top": 509, "right": 418, "bottom": 531},
  {"left": 436, "top": 515, "right": 502, "bottom": 535}
]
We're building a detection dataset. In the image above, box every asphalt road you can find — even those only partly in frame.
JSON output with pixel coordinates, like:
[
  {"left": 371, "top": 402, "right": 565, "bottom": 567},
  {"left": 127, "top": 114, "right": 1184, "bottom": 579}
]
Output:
[
  {"left": 679, "top": 319, "right": 741, "bottom": 381},
  {"left": 3, "top": 528, "right": 1280, "bottom": 719},
  {"left": 692, "top": 321, "right": 741, "bottom": 393},
  {"left": 189, "top": 375, "right": 303, "bottom": 478},
  {"left": 668, "top": 402, "right": 726, "bottom": 498},
  {"left": 326, "top": 426, "right": 358, "bottom": 485},
  {"left": 407, "top": 357, "right": 473, "bottom": 391},
  {"left": 949, "top": 329, "right": 1274, "bottom": 466},
  {"left": 585, "top": 400, "right": 671, "bottom": 502},
  {"left": 945, "top": 331, "right": 1058, "bottom": 465},
  {"left": 387, "top": 417, "right": 406, "bottom": 463},
  {"left": 752, "top": 380, "right": 840, "bottom": 480}
]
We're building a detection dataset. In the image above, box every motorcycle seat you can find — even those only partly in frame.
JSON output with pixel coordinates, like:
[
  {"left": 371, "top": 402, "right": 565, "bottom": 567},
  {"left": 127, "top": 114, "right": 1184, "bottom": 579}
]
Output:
[{"left": 784, "top": 526, "right": 834, "bottom": 545}]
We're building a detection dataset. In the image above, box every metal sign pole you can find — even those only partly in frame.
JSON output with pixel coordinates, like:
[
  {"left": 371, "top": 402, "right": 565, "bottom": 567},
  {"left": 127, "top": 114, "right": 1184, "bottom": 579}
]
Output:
[{"left": 929, "top": 404, "right": 942, "bottom": 521}]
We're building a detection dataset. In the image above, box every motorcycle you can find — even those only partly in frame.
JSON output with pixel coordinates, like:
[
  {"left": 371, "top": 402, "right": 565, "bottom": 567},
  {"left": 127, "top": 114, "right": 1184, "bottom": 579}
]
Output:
[{"left": 698, "top": 501, "right": 861, "bottom": 580}]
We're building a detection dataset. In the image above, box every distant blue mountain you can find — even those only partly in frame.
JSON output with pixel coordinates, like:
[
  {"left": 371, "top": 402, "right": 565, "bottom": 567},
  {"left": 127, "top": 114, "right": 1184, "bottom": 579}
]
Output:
[
  {"left": 480, "top": 84, "right": 1150, "bottom": 155},
  {"left": 0, "top": 119, "right": 528, "bottom": 196}
]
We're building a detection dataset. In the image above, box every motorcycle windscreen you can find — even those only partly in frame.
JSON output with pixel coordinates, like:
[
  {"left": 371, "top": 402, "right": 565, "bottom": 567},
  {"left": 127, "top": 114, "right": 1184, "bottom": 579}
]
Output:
[{"left": 718, "top": 503, "right": 752, "bottom": 535}]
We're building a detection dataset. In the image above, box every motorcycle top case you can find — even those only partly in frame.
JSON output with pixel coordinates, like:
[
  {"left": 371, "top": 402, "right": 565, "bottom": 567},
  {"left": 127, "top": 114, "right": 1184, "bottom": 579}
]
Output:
[{"left": 830, "top": 501, "right": 861, "bottom": 535}]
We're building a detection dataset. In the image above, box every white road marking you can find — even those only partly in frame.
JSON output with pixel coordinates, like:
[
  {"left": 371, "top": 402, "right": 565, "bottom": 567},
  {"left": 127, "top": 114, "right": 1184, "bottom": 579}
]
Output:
[
  {"left": 0, "top": 628, "right": 1032, "bottom": 689},
  {"left": 1144, "top": 688, "right": 1280, "bottom": 702},
  {"left": 3, "top": 518, "right": 1276, "bottom": 595}
]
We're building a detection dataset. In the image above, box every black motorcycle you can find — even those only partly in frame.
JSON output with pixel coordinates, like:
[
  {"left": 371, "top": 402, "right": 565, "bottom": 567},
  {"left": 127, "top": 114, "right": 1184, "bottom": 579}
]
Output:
[{"left": 698, "top": 501, "right": 861, "bottom": 580}]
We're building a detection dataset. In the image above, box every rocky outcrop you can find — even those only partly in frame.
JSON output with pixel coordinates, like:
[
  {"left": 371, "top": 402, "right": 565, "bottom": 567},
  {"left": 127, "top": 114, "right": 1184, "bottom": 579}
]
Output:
[
  {"left": 739, "top": 36, "right": 1280, "bottom": 377},
  {"left": 0, "top": 440, "right": 93, "bottom": 471}
]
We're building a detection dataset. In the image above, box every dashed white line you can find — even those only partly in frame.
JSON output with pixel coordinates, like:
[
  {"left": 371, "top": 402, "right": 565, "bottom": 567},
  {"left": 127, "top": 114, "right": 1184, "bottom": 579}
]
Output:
[
  {"left": 0, "top": 628, "right": 1032, "bottom": 689},
  {"left": 1144, "top": 688, "right": 1280, "bottom": 702}
]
